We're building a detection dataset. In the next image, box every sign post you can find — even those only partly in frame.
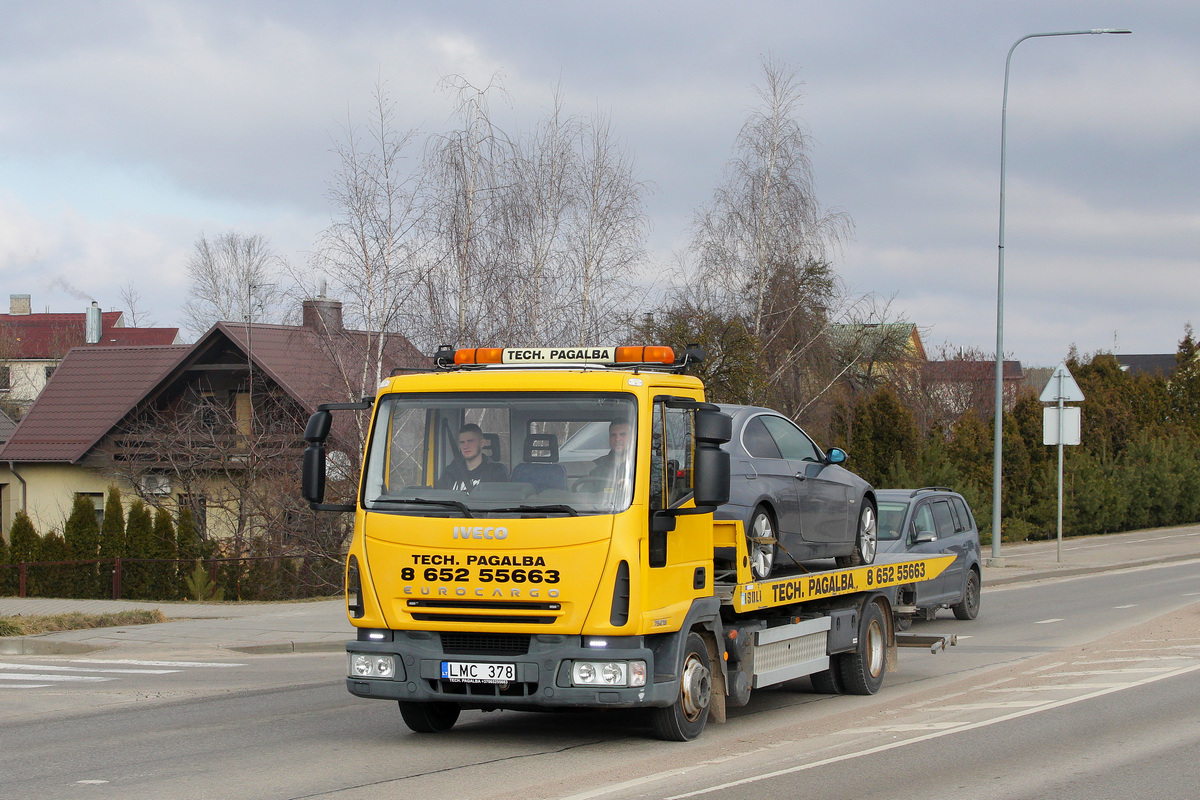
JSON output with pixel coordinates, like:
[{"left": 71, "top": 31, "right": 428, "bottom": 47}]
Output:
[{"left": 1041, "top": 364, "right": 1084, "bottom": 562}]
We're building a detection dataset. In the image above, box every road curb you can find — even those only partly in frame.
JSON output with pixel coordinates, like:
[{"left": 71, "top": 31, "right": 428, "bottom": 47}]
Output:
[
  {"left": 0, "top": 637, "right": 100, "bottom": 656},
  {"left": 984, "top": 552, "right": 1200, "bottom": 587},
  {"left": 225, "top": 640, "right": 347, "bottom": 655}
]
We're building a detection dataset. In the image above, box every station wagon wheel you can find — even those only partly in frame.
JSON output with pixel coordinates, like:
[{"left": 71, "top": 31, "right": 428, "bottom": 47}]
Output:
[
  {"left": 952, "top": 569, "right": 981, "bottom": 620},
  {"left": 836, "top": 501, "right": 878, "bottom": 568},
  {"left": 747, "top": 506, "right": 777, "bottom": 580}
]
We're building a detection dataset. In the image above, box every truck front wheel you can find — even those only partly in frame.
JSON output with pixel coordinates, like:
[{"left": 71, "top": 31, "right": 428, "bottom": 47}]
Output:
[
  {"left": 398, "top": 701, "right": 460, "bottom": 733},
  {"left": 651, "top": 632, "right": 712, "bottom": 741},
  {"left": 838, "top": 601, "right": 887, "bottom": 695}
]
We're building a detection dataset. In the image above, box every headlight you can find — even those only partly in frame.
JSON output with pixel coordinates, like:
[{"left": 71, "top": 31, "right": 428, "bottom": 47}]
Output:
[
  {"left": 349, "top": 653, "right": 395, "bottom": 678},
  {"left": 571, "top": 660, "right": 646, "bottom": 687}
]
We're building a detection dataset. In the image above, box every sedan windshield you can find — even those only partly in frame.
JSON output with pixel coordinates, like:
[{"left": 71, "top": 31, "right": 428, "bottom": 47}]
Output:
[{"left": 362, "top": 391, "right": 636, "bottom": 517}]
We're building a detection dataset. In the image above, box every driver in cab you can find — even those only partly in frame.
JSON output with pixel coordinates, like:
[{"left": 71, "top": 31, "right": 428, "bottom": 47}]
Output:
[{"left": 437, "top": 423, "right": 507, "bottom": 491}]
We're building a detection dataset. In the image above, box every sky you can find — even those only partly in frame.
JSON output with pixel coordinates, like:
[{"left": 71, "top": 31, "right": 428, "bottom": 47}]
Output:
[{"left": 2, "top": 1, "right": 1197, "bottom": 367}]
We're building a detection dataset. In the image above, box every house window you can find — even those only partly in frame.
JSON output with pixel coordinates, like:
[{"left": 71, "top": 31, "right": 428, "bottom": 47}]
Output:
[
  {"left": 0, "top": 366, "right": 9, "bottom": 392},
  {"left": 76, "top": 492, "right": 105, "bottom": 527},
  {"left": 44, "top": 365, "right": 56, "bottom": 382}
]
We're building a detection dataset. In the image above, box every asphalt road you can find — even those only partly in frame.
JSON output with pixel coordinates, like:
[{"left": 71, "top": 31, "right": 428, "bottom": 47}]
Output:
[{"left": 1, "top": 557, "right": 1197, "bottom": 800}]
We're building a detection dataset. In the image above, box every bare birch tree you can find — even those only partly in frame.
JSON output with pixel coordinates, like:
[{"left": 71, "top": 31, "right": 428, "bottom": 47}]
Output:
[
  {"left": 422, "top": 75, "right": 517, "bottom": 349},
  {"left": 691, "top": 56, "right": 850, "bottom": 340},
  {"left": 182, "top": 231, "right": 287, "bottom": 337},
  {"left": 311, "top": 82, "right": 427, "bottom": 393},
  {"left": 562, "top": 110, "right": 646, "bottom": 343}
]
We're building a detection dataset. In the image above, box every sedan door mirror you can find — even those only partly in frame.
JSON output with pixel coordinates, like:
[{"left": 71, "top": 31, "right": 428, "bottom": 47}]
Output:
[
  {"left": 825, "top": 447, "right": 847, "bottom": 465},
  {"left": 913, "top": 529, "right": 937, "bottom": 545}
]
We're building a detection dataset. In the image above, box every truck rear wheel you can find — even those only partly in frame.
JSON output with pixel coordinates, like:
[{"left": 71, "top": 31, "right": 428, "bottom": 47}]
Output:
[
  {"left": 809, "top": 663, "right": 844, "bottom": 694},
  {"left": 651, "top": 632, "right": 712, "bottom": 741},
  {"left": 398, "top": 701, "right": 460, "bottom": 733},
  {"left": 838, "top": 601, "right": 887, "bottom": 695}
]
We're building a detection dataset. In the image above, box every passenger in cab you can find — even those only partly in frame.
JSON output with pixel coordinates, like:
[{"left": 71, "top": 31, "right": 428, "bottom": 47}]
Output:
[
  {"left": 437, "top": 423, "right": 508, "bottom": 491},
  {"left": 590, "top": 420, "right": 631, "bottom": 480}
]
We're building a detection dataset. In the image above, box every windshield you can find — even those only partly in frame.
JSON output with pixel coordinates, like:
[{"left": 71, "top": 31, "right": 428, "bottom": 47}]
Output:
[
  {"left": 877, "top": 501, "right": 908, "bottom": 541},
  {"left": 362, "top": 391, "right": 636, "bottom": 517}
]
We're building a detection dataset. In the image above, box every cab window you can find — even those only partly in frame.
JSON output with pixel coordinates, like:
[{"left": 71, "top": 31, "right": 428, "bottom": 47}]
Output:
[{"left": 650, "top": 399, "right": 695, "bottom": 509}]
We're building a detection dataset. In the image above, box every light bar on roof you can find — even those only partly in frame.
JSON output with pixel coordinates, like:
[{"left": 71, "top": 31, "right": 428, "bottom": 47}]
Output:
[{"left": 452, "top": 346, "right": 676, "bottom": 366}]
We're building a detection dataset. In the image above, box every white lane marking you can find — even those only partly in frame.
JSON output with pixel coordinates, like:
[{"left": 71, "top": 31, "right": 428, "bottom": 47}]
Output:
[
  {"left": 1053, "top": 667, "right": 1179, "bottom": 677},
  {"left": 840, "top": 723, "right": 962, "bottom": 733},
  {"left": 658, "top": 662, "right": 1200, "bottom": 800},
  {"left": 68, "top": 658, "right": 245, "bottom": 668},
  {"left": 1072, "top": 656, "right": 1195, "bottom": 664},
  {"left": 76, "top": 780, "right": 109, "bottom": 785},
  {"left": 0, "top": 673, "right": 111, "bottom": 682},
  {"left": 1113, "top": 604, "right": 1138, "bottom": 609},
  {"left": 987, "top": 683, "right": 1125, "bottom": 691},
  {"left": 938, "top": 701, "right": 1046, "bottom": 710},
  {"left": 1034, "top": 618, "right": 1065, "bottom": 624},
  {"left": 0, "top": 684, "right": 52, "bottom": 689},
  {"left": 0, "top": 662, "right": 178, "bottom": 675}
]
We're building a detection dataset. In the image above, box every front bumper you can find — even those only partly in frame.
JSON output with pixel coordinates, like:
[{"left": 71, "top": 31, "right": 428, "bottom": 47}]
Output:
[{"left": 345, "top": 630, "right": 682, "bottom": 710}]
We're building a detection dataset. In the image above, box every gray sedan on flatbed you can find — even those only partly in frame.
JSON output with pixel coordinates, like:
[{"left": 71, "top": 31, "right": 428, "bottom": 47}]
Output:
[{"left": 714, "top": 404, "right": 878, "bottom": 579}]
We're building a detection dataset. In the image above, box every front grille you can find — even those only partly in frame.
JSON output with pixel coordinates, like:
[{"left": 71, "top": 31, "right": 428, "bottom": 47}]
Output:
[
  {"left": 414, "top": 613, "right": 556, "bottom": 624},
  {"left": 440, "top": 632, "right": 531, "bottom": 655},
  {"left": 407, "top": 599, "right": 560, "bottom": 611}
]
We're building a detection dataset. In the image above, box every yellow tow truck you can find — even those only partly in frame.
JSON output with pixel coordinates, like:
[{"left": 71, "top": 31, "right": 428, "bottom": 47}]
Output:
[{"left": 302, "top": 345, "right": 953, "bottom": 740}]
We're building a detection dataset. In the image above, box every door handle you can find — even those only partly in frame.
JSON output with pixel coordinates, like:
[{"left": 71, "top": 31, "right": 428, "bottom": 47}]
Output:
[{"left": 794, "top": 473, "right": 807, "bottom": 481}]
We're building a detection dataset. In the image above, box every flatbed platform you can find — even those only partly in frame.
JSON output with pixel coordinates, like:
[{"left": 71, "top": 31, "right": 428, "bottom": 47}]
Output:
[{"left": 712, "top": 520, "right": 953, "bottom": 613}]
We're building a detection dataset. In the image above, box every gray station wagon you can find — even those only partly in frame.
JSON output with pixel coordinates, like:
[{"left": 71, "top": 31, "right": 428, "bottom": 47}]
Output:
[{"left": 875, "top": 487, "right": 982, "bottom": 624}]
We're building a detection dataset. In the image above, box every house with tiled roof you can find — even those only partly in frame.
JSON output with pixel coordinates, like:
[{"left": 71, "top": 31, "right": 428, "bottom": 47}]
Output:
[
  {"left": 0, "top": 294, "right": 181, "bottom": 416},
  {"left": 0, "top": 297, "right": 424, "bottom": 540}
]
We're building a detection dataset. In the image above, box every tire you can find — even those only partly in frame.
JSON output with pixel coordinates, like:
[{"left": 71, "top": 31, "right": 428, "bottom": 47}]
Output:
[
  {"left": 810, "top": 662, "right": 844, "bottom": 694},
  {"left": 747, "top": 506, "right": 778, "bottom": 580},
  {"left": 398, "top": 701, "right": 460, "bottom": 733},
  {"left": 651, "top": 632, "right": 712, "bottom": 741},
  {"left": 952, "top": 569, "right": 981, "bottom": 621},
  {"left": 838, "top": 601, "right": 887, "bottom": 695},
  {"left": 836, "top": 501, "right": 878, "bottom": 568}
]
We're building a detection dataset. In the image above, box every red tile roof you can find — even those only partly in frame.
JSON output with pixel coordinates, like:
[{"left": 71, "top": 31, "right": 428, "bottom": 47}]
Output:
[
  {"left": 0, "top": 311, "right": 179, "bottom": 358},
  {"left": 213, "top": 321, "right": 427, "bottom": 413},
  {"left": 0, "top": 345, "right": 190, "bottom": 462},
  {"left": 0, "top": 318, "right": 427, "bottom": 464}
]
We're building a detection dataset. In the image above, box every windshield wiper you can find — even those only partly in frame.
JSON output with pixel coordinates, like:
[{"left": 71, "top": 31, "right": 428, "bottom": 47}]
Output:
[
  {"left": 491, "top": 504, "right": 579, "bottom": 516},
  {"left": 371, "top": 497, "right": 474, "bottom": 517}
]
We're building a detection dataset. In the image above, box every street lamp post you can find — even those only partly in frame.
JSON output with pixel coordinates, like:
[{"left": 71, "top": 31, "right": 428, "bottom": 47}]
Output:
[{"left": 990, "top": 28, "right": 1131, "bottom": 564}]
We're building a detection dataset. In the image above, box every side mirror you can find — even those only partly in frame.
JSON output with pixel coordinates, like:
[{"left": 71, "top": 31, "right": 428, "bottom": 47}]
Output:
[
  {"left": 302, "top": 442, "right": 327, "bottom": 504},
  {"left": 304, "top": 410, "right": 333, "bottom": 443},
  {"left": 825, "top": 447, "right": 847, "bottom": 465},
  {"left": 913, "top": 530, "right": 937, "bottom": 545},
  {"left": 694, "top": 409, "right": 732, "bottom": 508}
]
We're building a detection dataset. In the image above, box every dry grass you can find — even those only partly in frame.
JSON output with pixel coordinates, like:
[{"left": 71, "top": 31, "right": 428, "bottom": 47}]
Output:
[{"left": 0, "top": 609, "right": 167, "bottom": 636}]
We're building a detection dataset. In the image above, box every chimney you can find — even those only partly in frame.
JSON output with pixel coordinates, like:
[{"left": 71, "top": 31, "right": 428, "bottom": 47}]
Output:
[
  {"left": 302, "top": 297, "right": 343, "bottom": 334},
  {"left": 85, "top": 301, "right": 102, "bottom": 344},
  {"left": 9, "top": 294, "right": 31, "bottom": 315}
]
